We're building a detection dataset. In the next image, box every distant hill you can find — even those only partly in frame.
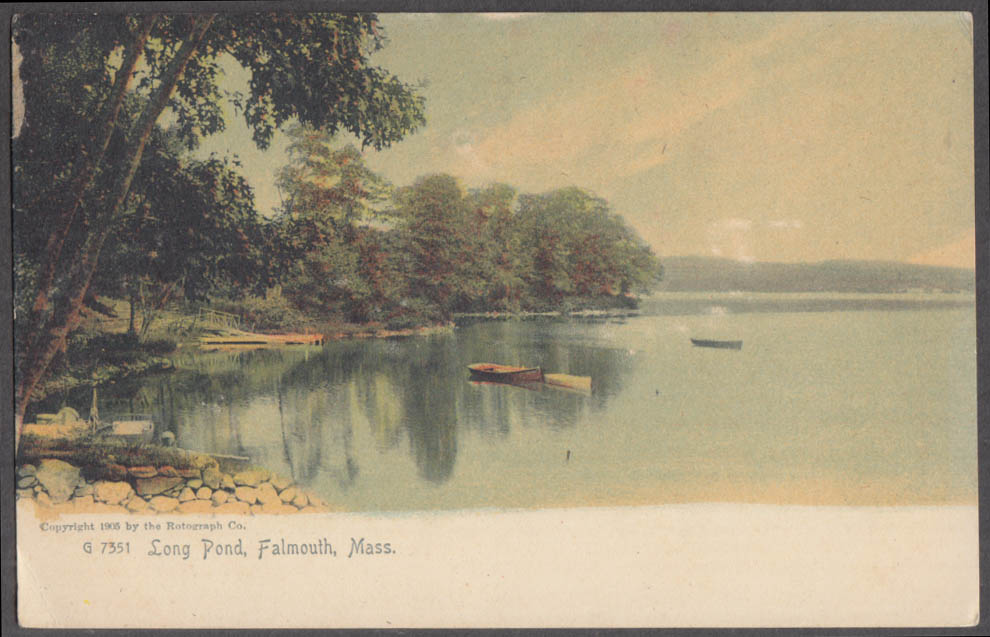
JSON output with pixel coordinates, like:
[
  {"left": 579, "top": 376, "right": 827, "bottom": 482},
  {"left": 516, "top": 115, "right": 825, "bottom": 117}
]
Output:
[{"left": 657, "top": 256, "right": 975, "bottom": 293}]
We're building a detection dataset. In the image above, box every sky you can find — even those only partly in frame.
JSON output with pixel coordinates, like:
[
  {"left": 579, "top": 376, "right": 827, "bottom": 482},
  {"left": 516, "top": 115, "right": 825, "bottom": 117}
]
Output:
[{"left": 14, "top": 12, "right": 977, "bottom": 268}]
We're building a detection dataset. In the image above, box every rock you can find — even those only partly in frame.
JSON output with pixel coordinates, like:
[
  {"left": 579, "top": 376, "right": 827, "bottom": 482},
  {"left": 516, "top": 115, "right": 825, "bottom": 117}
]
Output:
[
  {"left": 178, "top": 487, "right": 196, "bottom": 502},
  {"left": 292, "top": 492, "right": 309, "bottom": 509},
  {"left": 177, "top": 467, "right": 200, "bottom": 479},
  {"left": 279, "top": 487, "right": 297, "bottom": 503},
  {"left": 72, "top": 495, "right": 95, "bottom": 508},
  {"left": 135, "top": 476, "right": 183, "bottom": 496},
  {"left": 202, "top": 466, "right": 222, "bottom": 490},
  {"left": 33, "top": 485, "right": 43, "bottom": 493},
  {"left": 17, "top": 476, "right": 38, "bottom": 489},
  {"left": 128, "top": 465, "right": 157, "bottom": 479},
  {"left": 126, "top": 497, "right": 150, "bottom": 512},
  {"left": 16, "top": 488, "right": 34, "bottom": 499},
  {"left": 149, "top": 496, "right": 179, "bottom": 513},
  {"left": 298, "top": 506, "right": 323, "bottom": 514},
  {"left": 192, "top": 454, "right": 216, "bottom": 470},
  {"left": 211, "top": 490, "right": 229, "bottom": 506},
  {"left": 35, "top": 459, "right": 82, "bottom": 504},
  {"left": 178, "top": 500, "right": 213, "bottom": 514},
  {"left": 196, "top": 487, "right": 212, "bottom": 500},
  {"left": 157, "top": 465, "right": 179, "bottom": 478},
  {"left": 270, "top": 474, "right": 293, "bottom": 491},
  {"left": 214, "top": 501, "right": 250, "bottom": 515},
  {"left": 234, "top": 486, "right": 258, "bottom": 504},
  {"left": 17, "top": 464, "right": 37, "bottom": 478},
  {"left": 94, "top": 481, "right": 134, "bottom": 505},
  {"left": 307, "top": 494, "right": 325, "bottom": 508},
  {"left": 221, "top": 474, "right": 236, "bottom": 490},
  {"left": 74, "top": 483, "right": 95, "bottom": 497},
  {"left": 105, "top": 463, "right": 129, "bottom": 481},
  {"left": 250, "top": 504, "right": 263, "bottom": 514},
  {"left": 233, "top": 469, "right": 269, "bottom": 487},
  {"left": 255, "top": 483, "right": 280, "bottom": 506},
  {"left": 186, "top": 479, "right": 204, "bottom": 490},
  {"left": 36, "top": 492, "right": 53, "bottom": 507}
]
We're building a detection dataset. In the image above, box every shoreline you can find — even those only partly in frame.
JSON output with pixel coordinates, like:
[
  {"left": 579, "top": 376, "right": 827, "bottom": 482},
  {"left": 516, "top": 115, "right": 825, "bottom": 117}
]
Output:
[{"left": 16, "top": 454, "right": 332, "bottom": 519}]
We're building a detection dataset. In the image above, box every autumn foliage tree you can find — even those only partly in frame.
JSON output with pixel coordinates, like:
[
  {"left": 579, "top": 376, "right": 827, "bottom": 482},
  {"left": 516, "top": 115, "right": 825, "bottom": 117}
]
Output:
[
  {"left": 12, "top": 12, "right": 425, "bottom": 444},
  {"left": 270, "top": 124, "right": 399, "bottom": 322}
]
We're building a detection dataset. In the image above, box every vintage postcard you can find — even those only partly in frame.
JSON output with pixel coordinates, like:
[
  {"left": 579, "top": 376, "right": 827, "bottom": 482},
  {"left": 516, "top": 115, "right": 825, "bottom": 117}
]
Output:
[{"left": 11, "top": 9, "right": 979, "bottom": 628}]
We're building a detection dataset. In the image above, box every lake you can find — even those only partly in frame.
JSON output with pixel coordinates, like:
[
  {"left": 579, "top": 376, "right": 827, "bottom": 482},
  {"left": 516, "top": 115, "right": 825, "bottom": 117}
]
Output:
[{"left": 65, "top": 293, "right": 978, "bottom": 511}]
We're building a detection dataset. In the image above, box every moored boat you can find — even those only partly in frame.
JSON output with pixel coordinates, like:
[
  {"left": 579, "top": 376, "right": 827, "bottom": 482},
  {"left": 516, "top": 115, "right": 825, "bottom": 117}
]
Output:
[
  {"left": 690, "top": 338, "right": 743, "bottom": 350},
  {"left": 468, "top": 363, "right": 544, "bottom": 383}
]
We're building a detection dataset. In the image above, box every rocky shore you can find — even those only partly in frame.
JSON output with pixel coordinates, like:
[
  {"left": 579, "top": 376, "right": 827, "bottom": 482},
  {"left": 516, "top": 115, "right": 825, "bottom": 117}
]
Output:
[{"left": 16, "top": 458, "right": 330, "bottom": 516}]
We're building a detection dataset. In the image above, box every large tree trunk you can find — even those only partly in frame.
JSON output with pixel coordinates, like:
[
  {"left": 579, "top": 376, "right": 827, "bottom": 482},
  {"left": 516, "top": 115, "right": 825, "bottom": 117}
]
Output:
[
  {"left": 14, "top": 15, "right": 215, "bottom": 450},
  {"left": 29, "top": 15, "right": 157, "bottom": 319},
  {"left": 128, "top": 284, "right": 138, "bottom": 335}
]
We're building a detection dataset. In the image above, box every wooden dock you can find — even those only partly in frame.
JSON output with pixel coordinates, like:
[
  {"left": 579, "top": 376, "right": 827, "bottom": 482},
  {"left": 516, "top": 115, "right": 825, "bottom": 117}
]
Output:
[{"left": 200, "top": 331, "right": 324, "bottom": 348}]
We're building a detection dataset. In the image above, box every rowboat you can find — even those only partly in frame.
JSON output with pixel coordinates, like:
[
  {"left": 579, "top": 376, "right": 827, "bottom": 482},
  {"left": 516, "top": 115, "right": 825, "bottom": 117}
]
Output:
[
  {"left": 468, "top": 363, "right": 544, "bottom": 383},
  {"left": 690, "top": 338, "right": 743, "bottom": 350}
]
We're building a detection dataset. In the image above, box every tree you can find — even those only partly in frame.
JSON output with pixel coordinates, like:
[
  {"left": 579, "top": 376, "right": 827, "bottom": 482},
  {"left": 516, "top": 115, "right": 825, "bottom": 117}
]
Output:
[
  {"left": 95, "top": 131, "right": 268, "bottom": 337},
  {"left": 271, "top": 123, "right": 396, "bottom": 322},
  {"left": 13, "top": 12, "right": 426, "bottom": 445},
  {"left": 513, "top": 189, "right": 585, "bottom": 304},
  {"left": 393, "top": 175, "right": 485, "bottom": 320},
  {"left": 463, "top": 184, "right": 525, "bottom": 311},
  {"left": 513, "top": 187, "right": 661, "bottom": 305}
]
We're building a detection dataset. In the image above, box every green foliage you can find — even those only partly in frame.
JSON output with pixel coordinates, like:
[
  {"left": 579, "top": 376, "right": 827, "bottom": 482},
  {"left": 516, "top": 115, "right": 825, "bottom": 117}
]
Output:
[
  {"left": 18, "top": 437, "right": 200, "bottom": 477},
  {"left": 276, "top": 123, "right": 393, "bottom": 226},
  {"left": 206, "top": 14, "right": 427, "bottom": 150},
  {"left": 267, "top": 157, "right": 662, "bottom": 326},
  {"left": 514, "top": 187, "right": 662, "bottom": 303},
  {"left": 271, "top": 125, "right": 406, "bottom": 323},
  {"left": 32, "top": 330, "right": 176, "bottom": 405},
  {"left": 99, "top": 132, "right": 269, "bottom": 298},
  {"left": 12, "top": 12, "right": 427, "bottom": 421},
  {"left": 210, "top": 288, "right": 310, "bottom": 332},
  {"left": 392, "top": 175, "right": 489, "bottom": 319}
]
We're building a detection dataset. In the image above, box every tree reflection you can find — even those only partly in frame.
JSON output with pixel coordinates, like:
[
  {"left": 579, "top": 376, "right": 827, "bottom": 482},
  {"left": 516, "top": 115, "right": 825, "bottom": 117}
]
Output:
[{"left": 74, "top": 320, "right": 636, "bottom": 499}]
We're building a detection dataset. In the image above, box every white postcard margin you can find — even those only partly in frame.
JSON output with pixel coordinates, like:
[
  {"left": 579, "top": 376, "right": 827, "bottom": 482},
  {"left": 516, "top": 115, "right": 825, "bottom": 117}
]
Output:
[{"left": 17, "top": 500, "right": 978, "bottom": 628}]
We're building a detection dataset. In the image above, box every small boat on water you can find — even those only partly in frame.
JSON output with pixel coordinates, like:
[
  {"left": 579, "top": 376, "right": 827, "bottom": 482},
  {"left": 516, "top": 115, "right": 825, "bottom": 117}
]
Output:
[
  {"left": 468, "top": 363, "right": 544, "bottom": 383},
  {"left": 690, "top": 338, "right": 743, "bottom": 350}
]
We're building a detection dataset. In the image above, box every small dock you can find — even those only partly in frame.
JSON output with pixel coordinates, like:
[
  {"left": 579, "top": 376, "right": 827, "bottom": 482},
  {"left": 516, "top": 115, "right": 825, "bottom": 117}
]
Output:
[{"left": 200, "top": 331, "right": 324, "bottom": 347}]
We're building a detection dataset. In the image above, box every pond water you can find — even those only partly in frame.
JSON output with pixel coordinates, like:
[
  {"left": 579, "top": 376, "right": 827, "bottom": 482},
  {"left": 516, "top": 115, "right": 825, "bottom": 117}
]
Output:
[{"left": 46, "top": 293, "right": 978, "bottom": 511}]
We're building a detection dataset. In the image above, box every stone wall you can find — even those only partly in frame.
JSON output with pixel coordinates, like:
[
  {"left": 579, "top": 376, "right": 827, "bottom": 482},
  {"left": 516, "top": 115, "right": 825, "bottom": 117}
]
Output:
[{"left": 16, "top": 458, "right": 330, "bottom": 515}]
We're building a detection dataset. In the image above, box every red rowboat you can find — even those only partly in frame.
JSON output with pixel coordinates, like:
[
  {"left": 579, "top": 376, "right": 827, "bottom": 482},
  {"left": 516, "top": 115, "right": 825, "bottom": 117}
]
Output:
[{"left": 467, "top": 363, "right": 544, "bottom": 383}]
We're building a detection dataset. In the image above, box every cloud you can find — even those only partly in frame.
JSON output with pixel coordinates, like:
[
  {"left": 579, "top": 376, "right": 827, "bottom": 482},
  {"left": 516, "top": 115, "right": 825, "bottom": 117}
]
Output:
[
  {"left": 723, "top": 218, "right": 753, "bottom": 231},
  {"left": 441, "top": 15, "right": 809, "bottom": 193},
  {"left": 706, "top": 218, "right": 754, "bottom": 262}
]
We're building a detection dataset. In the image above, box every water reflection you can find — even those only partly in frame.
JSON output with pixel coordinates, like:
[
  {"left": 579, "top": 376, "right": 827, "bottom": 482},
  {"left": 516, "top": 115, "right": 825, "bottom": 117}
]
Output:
[
  {"left": 27, "top": 302, "right": 977, "bottom": 508},
  {"left": 52, "top": 322, "right": 624, "bottom": 496}
]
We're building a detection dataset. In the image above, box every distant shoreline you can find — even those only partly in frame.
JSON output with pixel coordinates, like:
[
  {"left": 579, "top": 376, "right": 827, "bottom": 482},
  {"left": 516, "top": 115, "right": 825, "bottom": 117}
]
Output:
[{"left": 657, "top": 256, "right": 975, "bottom": 294}]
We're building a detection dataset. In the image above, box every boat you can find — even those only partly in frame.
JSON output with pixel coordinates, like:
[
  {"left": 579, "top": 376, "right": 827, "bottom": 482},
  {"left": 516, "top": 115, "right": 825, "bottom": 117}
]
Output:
[
  {"left": 544, "top": 373, "right": 592, "bottom": 394},
  {"left": 108, "top": 415, "right": 155, "bottom": 440},
  {"left": 468, "top": 363, "right": 544, "bottom": 383},
  {"left": 690, "top": 338, "right": 743, "bottom": 350}
]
